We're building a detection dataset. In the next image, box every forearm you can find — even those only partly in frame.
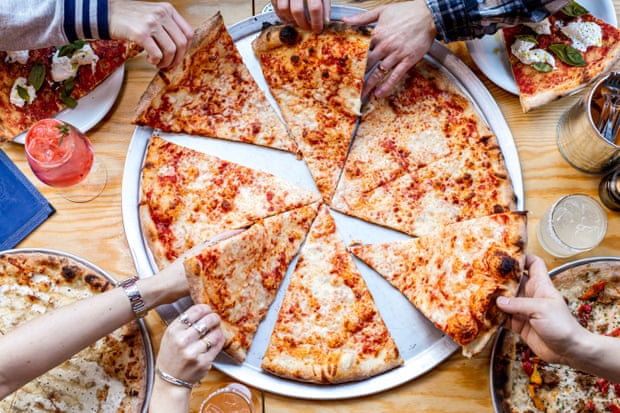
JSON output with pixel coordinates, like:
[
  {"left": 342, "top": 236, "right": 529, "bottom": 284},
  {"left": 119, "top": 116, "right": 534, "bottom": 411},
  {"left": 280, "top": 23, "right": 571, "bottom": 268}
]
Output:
[
  {"left": 149, "top": 377, "right": 192, "bottom": 413},
  {"left": 426, "top": 0, "right": 568, "bottom": 42},
  {"left": 0, "top": 260, "right": 188, "bottom": 398},
  {"left": 567, "top": 330, "right": 620, "bottom": 383},
  {"left": 0, "top": 0, "right": 110, "bottom": 51}
]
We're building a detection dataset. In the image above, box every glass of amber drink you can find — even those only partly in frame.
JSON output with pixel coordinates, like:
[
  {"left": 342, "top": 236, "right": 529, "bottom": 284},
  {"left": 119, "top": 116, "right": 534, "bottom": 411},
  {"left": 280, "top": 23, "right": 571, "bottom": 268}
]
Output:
[
  {"left": 200, "top": 383, "right": 258, "bottom": 413},
  {"left": 25, "top": 119, "right": 107, "bottom": 202}
]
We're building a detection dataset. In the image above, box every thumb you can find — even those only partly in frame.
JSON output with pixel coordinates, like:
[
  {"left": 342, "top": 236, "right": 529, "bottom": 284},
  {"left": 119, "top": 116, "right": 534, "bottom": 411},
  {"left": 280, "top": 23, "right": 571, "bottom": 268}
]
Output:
[{"left": 496, "top": 296, "right": 548, "bottom": 318}]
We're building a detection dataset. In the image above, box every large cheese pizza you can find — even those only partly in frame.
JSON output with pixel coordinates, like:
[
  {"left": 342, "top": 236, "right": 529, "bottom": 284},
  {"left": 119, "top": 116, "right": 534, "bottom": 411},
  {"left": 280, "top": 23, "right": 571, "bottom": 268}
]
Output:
[{"left": 127, "top": 9, "right": 524, "bottom": 393}]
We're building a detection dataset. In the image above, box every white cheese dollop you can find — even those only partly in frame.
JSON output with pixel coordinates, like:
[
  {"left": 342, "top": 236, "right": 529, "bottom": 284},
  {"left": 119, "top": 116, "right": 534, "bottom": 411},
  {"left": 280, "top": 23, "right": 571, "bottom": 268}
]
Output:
[
  {"left": 511, "top": 38, "right": 556, "bottom": 68},
  {"left": 561, "top": 21, "right": 602, "bottom": 51},
  {"left": 51, "top": 43, "right": 99, "bottom": 82},
  {"left": 523, "top": 18, "right": 552, "bottom": 35},
  {"left": 5, "top": 50, "right": 29, "bottom": 64},
  {"left": 10, "top": 77, "right": 36, "bottom": 107}
]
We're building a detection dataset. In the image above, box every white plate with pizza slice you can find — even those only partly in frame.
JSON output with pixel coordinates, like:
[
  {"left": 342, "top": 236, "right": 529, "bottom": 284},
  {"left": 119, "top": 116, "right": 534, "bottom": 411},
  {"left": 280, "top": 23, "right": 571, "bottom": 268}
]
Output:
[
  {"left": 12, "top": 66, "right": 124, "bottom": 144},
  {"left": 465, "top": 0, "right": 617, "bottom": 94},
  {"left": 122, "top": 7, "right": 524, "bottom": 400}
]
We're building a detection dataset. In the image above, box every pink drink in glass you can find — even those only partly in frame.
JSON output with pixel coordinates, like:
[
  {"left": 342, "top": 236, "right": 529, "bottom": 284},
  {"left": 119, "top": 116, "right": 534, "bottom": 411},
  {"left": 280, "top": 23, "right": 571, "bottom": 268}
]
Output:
[{"left": 25, "top": 119, "right": 94, "bottom": 187}]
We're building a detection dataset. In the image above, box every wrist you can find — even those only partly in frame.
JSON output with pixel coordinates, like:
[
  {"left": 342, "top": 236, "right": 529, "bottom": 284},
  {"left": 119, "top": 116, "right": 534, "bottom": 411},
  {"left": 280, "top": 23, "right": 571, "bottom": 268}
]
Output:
[{"left": 560, "top": 327, "right": 595, "bottom": 368}]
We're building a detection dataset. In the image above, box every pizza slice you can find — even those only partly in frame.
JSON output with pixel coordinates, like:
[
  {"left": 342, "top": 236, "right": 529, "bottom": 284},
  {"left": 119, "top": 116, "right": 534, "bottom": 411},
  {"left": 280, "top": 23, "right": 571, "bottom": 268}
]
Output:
[
  {"left": 183, "top": 202, "right": 320, "bottom": 362},
  {"left": 332, "top": 141, "right": 516, "bottom": 237},
  {"left": 252, "top": 22, "right": 371, "bottom": 201},
  {"left": 261, "top": 205, "right": 403, "bottom": 383},
  {"left": 0, "top": 39, "right": 140, "bottom": 142},
  {"left": 351, "top": 211, "right": 527, "bottom": 357},
  {"left": 133, "top": 12, "right": 297, "bottom": 153},
  {"left": 333, "top": 59, "right": 494, "bottom": 203},
  {"left": 502, "top": 1, "right": 620, "bottom": 112},
  {"left": 139, "top": 135, "right": 321, "bottom": 269}
]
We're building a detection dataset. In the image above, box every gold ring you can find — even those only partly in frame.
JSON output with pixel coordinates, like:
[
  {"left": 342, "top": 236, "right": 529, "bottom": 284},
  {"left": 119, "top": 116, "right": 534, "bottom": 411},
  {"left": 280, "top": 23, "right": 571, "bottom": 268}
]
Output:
[
  {"left": 191, "top": 322, "right": 208, "bottom": 338},
  {"left": 378, "top": 64, "right": 390, "bottom": 76}
]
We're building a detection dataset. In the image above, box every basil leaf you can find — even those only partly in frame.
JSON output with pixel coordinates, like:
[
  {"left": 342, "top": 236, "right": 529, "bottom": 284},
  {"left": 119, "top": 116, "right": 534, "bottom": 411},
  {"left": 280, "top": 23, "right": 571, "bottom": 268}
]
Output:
[
  {"left": 532, "top": 62, "right": 553, "bottom": 72},
  {"left": 60, "top": 92, "right": 78, "bottom": 108},
  {"left": 515, "top": 34, "right": 538, "bottom": 45},
  {"left": 16, "top": 85, "right": 29, "bottom": 101},
  {"left": 28, "top": 62, "right": 45, "bottom": 91},
  {"left": 62, "top": 77, "right": 75, "bottom": 95},
  {"left": 562, "top": 1, "right": 589, "bottom": 17},
  {"left": 549, "top": 43, "right": 586, "bottom": 66},
  {"left": 57, "top": 39, "right": 87, "bottom": 58}
]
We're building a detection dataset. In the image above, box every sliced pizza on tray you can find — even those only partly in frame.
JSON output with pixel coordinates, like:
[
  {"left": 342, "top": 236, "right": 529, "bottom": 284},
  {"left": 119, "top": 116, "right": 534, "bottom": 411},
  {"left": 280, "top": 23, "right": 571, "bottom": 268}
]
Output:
[
  {"left": 139, "top": 135, "right": 320, "bottom": 269},
  {"left": 262, "top": 205, "right": 403, "bottom": 383},
  {"left": 252, "top": 22, "right": 371, "bottom": 201},
  {"left": 351, "top": 211, "right": 527, "bottom": 357},
  {"left": 183, "top": 202, "right": 320, "bottom": 362},
  {"left": 502, "top": 1, "right": 620, "bottom": 112},
  {"left": 0, "top": 39, "right": 140, "bottom": 142},
  {"left": 134, "top": 12, "right": 297, "bottom": 153}
]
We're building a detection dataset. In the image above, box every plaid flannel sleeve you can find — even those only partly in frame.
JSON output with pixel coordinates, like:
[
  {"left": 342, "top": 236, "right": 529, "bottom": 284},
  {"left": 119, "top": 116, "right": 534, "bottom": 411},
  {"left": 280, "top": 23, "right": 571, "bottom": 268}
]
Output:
[{"left": 426, "top": 0, "right": 569, "bottom": 42}]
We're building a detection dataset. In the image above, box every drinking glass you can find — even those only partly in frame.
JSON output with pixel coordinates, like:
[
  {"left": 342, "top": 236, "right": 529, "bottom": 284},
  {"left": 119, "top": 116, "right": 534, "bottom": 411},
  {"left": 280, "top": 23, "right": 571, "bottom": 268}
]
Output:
[
  {"left": 200, "top": 383, "right": 258, "bottom": 413},
  {"left": 25, "top": 119, "right": 107, "bottom": 202},
  {"left": 537, "top": 194, "right": 608, "bottom": 258}
]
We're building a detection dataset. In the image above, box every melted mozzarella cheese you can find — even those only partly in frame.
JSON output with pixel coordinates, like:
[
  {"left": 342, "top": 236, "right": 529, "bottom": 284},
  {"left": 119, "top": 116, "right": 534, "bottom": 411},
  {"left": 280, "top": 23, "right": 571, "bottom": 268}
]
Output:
[
  {"left": 561, "top": 21, "right": 602, "bottom": 51},
  {"left": 511, "top": 38, "right": 556, "bottom": 67},
  {"left": 523, "top": 18, "right": 551, "bottom": 35},
  {"left": 51, "top": 43, "right": 99, "bottom": 82},
  {"left": 5, "top": 50, "right": 29, "bottom": 64},
  {"left": 10, "top": 77, "right": 36, "bottom": 107}
]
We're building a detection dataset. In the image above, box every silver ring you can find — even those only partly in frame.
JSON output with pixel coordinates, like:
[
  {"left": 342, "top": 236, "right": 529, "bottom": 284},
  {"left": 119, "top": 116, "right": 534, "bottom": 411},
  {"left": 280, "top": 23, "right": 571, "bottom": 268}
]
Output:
[
  {"left": 191, "top": 322, "right": 208, "bottom": 338},
  {"left": 205, "top": 339, "right": 213, "bottom": 351},
  {"left": 178, "top": 312, "right": 192, "bottom": 326}
]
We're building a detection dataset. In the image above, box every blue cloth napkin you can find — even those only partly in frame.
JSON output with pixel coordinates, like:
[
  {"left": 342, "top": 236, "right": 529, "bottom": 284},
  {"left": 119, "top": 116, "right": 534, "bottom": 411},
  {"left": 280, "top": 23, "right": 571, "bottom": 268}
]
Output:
[{"left": 0, "top": 149, "right": 54, "bottom": 250}]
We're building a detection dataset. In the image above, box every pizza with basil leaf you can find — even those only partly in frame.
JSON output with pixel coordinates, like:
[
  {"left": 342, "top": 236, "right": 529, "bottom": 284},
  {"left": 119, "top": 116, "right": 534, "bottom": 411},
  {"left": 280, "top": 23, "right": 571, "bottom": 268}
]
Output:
[
  {"left": 502, "top": 0, "right": 620, "bottom": 112},
  {"left": 0, "top": 39, "right": 140, "bottom": 142}
]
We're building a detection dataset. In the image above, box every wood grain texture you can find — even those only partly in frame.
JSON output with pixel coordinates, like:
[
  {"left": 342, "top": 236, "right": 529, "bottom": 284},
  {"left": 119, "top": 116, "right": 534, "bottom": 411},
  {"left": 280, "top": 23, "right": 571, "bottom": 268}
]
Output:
[{"left": 2, "top": 1, "right": 619, "bottom": 412}]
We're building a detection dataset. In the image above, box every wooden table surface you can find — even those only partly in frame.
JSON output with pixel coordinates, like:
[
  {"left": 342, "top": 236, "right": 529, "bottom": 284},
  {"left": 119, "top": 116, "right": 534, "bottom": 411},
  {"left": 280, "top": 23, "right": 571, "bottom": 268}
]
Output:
[{"left": 3, "top": 0, "right": 620, "bottom": 411}]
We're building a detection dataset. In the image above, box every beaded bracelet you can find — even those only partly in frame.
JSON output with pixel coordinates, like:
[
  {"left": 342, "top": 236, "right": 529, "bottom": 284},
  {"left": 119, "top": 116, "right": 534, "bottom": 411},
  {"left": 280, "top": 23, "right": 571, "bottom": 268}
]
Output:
[{"left": 156, "top": 368, "right": 197, "bottom": 389}]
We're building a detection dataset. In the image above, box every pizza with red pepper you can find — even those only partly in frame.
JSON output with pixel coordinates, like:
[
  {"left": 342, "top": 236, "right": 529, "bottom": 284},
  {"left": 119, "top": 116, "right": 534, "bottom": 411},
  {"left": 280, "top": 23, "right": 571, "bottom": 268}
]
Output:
[
  {"left": 502, "top": 1, "right": 620, "bottom": 112},
  {"left": 0, "top": 39, "right": 140, "bottom": 142},
  {"left": 496, "top": 259, "right": 620, "bottom": 412}
]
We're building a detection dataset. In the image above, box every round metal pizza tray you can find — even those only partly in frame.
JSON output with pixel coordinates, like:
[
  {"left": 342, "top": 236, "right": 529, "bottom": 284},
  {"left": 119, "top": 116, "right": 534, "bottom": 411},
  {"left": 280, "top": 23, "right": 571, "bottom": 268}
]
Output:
[
  {"left": 489, "top": 256, "right": 620, "bottom": 413},
  {"left": 121, "top": 6, "right": 524, "bottom": 400},
  {"left": 0, "top": 248, "right": 155, "bottom": 412}
]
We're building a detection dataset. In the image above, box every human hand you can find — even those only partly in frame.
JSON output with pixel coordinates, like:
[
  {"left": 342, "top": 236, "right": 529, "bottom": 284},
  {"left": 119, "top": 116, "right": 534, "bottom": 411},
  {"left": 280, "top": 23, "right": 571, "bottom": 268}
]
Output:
[
  {"left": 156, "top": 304, "right": 225, "bottom": 385},
  {"left": 272, "top": 0, "right": 331, "bottom": 33},
  {"left": 342, "top": 1, "right": 437, "bottom": 98},
  {"left": 496, "top": 254, "right": 588, "bottom": 365},
  {"left": 108, "top": 0, "right": 193, "bottom": 69}
]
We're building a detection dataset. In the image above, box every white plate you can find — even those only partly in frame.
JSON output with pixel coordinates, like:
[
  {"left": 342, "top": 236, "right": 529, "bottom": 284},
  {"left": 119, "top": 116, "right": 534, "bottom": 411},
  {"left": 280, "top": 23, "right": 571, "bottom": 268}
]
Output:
[
  {"left": 12, "top": 66, "right": 125, "bottom": 144},
  {"left": 466, "top": 0, "right": 618, "bottom": 94}
]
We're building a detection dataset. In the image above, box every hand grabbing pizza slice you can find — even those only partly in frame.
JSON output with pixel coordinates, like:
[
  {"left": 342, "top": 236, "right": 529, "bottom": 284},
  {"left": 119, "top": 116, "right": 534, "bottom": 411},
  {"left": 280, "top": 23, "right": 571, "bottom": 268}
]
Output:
[
  {"left": 134, "top": 12, "right": 297, "bottom": 153},
  {"left": 183, "top": 202, "right": 320, "bottom": 362},
  {"left": 351, "top": 211, "right": 527, "bottom": 357},
  {"left": 261, "top": 205, "right": 403, "bottom": 383}
]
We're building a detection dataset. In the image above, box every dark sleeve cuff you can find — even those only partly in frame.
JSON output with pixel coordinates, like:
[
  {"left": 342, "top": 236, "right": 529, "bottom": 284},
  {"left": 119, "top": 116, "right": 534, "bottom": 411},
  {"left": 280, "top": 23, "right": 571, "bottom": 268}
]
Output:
[{"left": 63, "top": 0, "right": 110, "bottom": 41}]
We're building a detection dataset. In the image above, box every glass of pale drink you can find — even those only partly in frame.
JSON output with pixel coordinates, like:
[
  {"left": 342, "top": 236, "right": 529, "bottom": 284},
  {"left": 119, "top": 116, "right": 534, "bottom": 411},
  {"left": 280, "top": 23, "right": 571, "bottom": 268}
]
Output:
[
  {"left": 25, "top": 119, "right": 107, "bottom": 202},
  {"left": 537, "top": 194, "right": 608, "bottom": 258}
]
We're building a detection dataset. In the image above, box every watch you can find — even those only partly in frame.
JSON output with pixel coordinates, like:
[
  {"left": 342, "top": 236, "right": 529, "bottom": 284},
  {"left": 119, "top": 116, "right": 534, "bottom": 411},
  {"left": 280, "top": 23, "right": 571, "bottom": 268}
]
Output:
[{"left": 118, "top": 276, "right": 147, "bottom": 318}]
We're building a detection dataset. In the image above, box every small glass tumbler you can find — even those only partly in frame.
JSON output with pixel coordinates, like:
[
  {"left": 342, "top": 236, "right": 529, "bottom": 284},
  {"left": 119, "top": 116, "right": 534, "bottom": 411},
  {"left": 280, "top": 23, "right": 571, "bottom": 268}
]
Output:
[
  {"left": 200, "top": 383, "right": 257, "bottom": 413},
  {"left": 537, "top": 194, "right": 608, "bottom": 258}
]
